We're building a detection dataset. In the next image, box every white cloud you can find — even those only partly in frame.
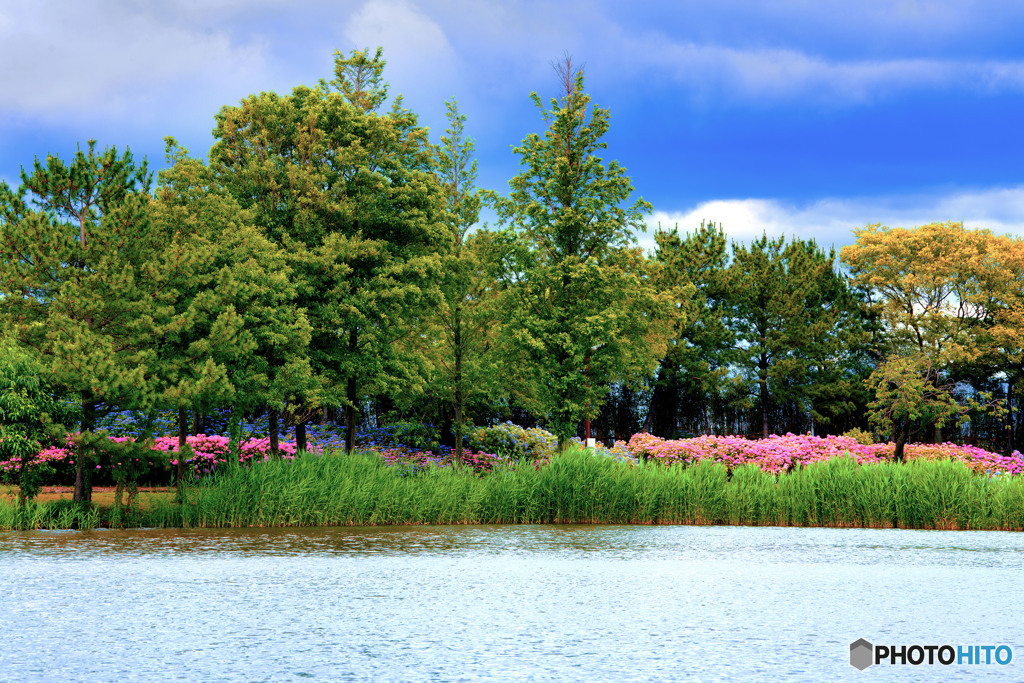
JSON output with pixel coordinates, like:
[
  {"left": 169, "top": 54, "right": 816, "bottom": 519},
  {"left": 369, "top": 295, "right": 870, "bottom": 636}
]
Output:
[
  {"left": 0, "top": 1, "right": 269, "bottom": 116},
  {"left": 343, "top": 0, "right": 459, "bottom": 104},
  {"left": 641, "top": 186, "right": 1024, "bottom": 253},
  {"left": 630, "top": 37, "right": 1024, "bottom": 104}
]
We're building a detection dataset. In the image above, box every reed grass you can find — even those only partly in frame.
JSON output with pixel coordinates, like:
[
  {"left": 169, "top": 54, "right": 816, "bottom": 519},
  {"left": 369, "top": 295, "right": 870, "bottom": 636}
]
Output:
[{"left": 1, "top": 448, "right": 1022, "bottom": 530}]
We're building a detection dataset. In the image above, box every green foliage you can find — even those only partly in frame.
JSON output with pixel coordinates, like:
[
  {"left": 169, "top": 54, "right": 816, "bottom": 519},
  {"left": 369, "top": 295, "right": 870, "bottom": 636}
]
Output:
[
  {"left": 0, "top": 338, "right": 78, "bottom": 504},
  {"left": 467, "top": 422, "right": 558, "bottom": 461},
  {"left": 426, "top": 98, "right": 501, "bottom": 463},
  {"left": 490, "top": 59, "right": 674, "bottom": 448},
  {"left": 154, "top": 140, "right": 313, "bottom": 419},
  {"left": 726, "top": 233, "right": 867, "bottom": 436},
  {"left": 842, "top": 222, "right": 1021, "bottom": 448},
  {"left": 648, "top": 222, "right": 731, "bottom": 436},
  {"left": 384, "top": 421, "right": 442, "bottom": 452},
  {"left": 842, "top": 427, "right": 875, "bottom": 445},
  {"left": 211, "top": 47, "right": 451, "bottom": 452},
  {"left": 0, "top": 140, "right": 239, "bottom": 500}
]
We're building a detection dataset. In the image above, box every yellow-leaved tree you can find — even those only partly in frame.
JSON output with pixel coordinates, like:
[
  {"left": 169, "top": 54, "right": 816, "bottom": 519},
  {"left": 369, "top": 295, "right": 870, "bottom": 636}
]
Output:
[{"left": 841, "top": 221, "right": 1024, "bottom": 460}]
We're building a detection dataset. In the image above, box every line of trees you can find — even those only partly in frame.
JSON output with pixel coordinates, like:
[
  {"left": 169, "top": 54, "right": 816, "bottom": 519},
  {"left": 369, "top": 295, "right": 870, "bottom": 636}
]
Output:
[{"left": 4, "top": 49, "right": 1024, "bottom": 503}]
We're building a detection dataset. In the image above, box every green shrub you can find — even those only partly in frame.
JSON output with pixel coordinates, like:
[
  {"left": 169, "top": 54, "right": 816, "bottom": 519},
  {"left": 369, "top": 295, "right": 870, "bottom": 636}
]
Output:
[
  {"left": 467, "top": 422, "right": 558, "bottom": 461},
  {"left": 377, "top": 421, "right": 442, "bottom": 452},
  {"left": 842, "top": 427, "right": 874, "bottom": 445}
]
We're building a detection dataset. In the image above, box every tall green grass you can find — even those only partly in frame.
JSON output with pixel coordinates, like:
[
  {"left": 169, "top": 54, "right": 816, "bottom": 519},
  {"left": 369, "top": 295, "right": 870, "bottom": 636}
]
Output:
[
  {"left": 0, "top": 499, "right": 101, "bottom": 531},
  {"left": 2, "top": 448, "right": 1023, "bottom": 530}
]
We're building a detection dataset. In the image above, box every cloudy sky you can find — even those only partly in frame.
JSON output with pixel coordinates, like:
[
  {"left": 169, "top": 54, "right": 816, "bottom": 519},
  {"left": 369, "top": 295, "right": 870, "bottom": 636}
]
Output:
[{"left": 3, "top": 0, "right": 1024, "bottom": 252}]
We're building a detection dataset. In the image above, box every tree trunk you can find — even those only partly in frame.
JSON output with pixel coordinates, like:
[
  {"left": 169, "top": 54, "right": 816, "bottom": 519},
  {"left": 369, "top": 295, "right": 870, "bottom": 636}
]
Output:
[
  {"left": 192, "top": 409, "right": 205, "bottom": 436},
  {"left": 759, "top": 353, "right": 770, "bottom": 439},
  {"left": 269, "top": 408, "right": 280, "bottom": 458},
  {"left": 454, "top": 401, "right": 464, "bottom": 465},
  {"left": 73, "top": 399, "right": 97, "bottom": 504},
  {"left": 176, "top": 406, "right": 188, "bottom": 501},
  {"left": 346, "top": 376, "right": 358, "bottom": 454},
  {"left": 296, "top": 422, "right": 307, "bottom": 455},
  {"left": 1007, "top": 378, "right": 1014, "bottom": 455},
  {"left": 893, "top": 421, "right": 911, "bottom": 463},
  {"left": 228, "top": 406, "right": 243, "bottom": 466},
  {"left": 643, "top": 355, "right": 677, "bottom": 437},
  {"left": 346, "top": 328, "right": 358, "bottom": 454},
  {"left": 453, "top": 309, "right": 464, "bottom": 465}
]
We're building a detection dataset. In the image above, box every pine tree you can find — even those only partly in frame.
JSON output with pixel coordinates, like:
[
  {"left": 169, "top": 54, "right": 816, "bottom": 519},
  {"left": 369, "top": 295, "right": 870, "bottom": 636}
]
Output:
[
  {"left": 210, "top": 48, "right": 449, "bottom": 452},
  {"left": 645, "top": 221, "right": 730, "bottom": 437},
  {"left": 491, "top": 59, "right": 673, "bottom": 449},
  {"left": 0, "top": 142, "right": 200, "bottom": 501},
  {"left": 153, "top": 140, "right": 312, "bottom": 471},
  {"left": 727, "top": 234, "right": 865, "bottom": 437}
]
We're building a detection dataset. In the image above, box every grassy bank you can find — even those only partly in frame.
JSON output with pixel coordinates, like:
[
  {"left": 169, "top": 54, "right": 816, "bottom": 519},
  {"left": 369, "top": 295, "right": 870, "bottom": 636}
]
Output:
[{"left": 2, "top": 448, "right": 1023, "bottom": 531}]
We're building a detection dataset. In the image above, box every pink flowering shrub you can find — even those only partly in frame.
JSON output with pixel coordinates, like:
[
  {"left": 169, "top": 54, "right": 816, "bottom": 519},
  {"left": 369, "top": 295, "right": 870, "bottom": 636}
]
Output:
[
  {"left": 150, "top": 434, "right": 300, "bottom": 473},
  {"left": 624, "top": 432, "right": 1024, "bottom": 476},
  {"left": 0, "top": 432, "right": 305, "bottom": 483},
  {"left": 896, "top": 443, "right": 1024, "bottom": 476}
]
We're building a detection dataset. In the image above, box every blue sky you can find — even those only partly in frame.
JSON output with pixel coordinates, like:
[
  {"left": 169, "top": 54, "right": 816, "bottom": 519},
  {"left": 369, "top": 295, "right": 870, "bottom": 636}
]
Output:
[{"left": 3, "top": 0, "right": 1024, "bottom": 252}]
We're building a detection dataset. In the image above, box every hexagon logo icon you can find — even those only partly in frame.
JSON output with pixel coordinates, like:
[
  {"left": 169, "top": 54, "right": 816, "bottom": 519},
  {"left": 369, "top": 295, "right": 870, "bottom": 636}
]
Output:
[{"left": 850, "top": 639, "right": 873, "bottom": 670}]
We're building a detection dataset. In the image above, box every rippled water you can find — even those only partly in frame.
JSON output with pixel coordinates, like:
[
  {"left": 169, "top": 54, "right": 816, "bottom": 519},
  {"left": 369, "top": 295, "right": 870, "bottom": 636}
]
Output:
[{"left": 1, "top": 525, "right": 1022, "bottom": 681}]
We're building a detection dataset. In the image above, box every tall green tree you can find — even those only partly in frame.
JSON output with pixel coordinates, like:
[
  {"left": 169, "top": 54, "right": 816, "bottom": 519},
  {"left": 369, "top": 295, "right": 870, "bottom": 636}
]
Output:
[
  {"left": 427, "top": 99, "right": 505, "bottom": 463},
  {"left": 210, "top": 47, "right": 449, "bottom": 453},
  {"left": 0, "top": 142, "right": 215, "bottom": 501},
  {"left": 645, "top": 221, "right": 731, "bottom": 437},
  {"left": 154, "top": 140, "right": 312, "bottom": 467},
  {"left": 491, "top": 59, "right": 673, "bottom": 449},
  {"left": 727, "top": 234, "right": 865, "bottom": 438}
]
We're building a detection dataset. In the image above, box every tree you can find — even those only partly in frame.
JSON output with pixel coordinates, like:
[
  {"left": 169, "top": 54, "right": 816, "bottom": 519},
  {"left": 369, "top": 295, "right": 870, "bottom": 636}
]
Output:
[
  {"left": 645, "top": 221, "right": 731, "bottom": 437},
  {"left": 490, "top": 58, "right": 673, "bottom": 449},
  {"left": 842, "top": 221, "right": 1024, "bottom": 455},
  {"left": 0, "top": 337, "right": 78, "bottom": 507},
  {"left": 425, "top": 99, "right": 508, "bottom": 463},
  {"left": 727, "top": 234, "right": 865, "bottom": 438},
  {"left": 211, "top": 48, "right": 449, "bottom": 453},
  {"left": 153, "top": 140, "right": 312, "bottom": 472},
  {"left": 0, "top": 142, "right": 211, "bottom": 502},
  {"left": 866, "top": 353, "right": 1001, "bottom": 460}
]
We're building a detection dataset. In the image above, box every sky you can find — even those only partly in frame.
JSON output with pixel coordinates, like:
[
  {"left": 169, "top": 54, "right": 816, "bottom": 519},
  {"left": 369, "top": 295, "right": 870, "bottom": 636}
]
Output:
[{"left": 3, "top": 0, "right": 1024, "bottom": 253}]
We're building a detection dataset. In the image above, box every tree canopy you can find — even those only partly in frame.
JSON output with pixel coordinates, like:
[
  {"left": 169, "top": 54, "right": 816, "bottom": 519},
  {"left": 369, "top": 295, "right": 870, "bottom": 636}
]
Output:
[{"left": 491, "top": 59, "right": 674, "bottom": 449}]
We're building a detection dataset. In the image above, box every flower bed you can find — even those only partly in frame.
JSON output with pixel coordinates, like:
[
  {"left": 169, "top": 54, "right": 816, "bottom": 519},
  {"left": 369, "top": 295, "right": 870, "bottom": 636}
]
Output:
[
  {"left": 623, "top": 432, "right": 1024, "bottom": 476},
  {"left": 0, "top": 433, "right": 304, "bottom": 485}
]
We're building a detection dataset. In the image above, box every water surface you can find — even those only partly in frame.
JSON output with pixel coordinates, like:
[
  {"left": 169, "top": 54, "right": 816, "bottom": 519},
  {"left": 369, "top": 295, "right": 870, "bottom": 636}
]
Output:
[{"left": 1, "top": 525, "right": 1021, "bottom": 681}]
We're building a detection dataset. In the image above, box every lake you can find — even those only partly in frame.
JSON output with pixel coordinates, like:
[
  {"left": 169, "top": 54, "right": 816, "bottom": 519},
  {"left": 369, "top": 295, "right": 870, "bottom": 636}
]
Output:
[{"left": 1, "top": 525, "right": 1022, "bottom": 681}]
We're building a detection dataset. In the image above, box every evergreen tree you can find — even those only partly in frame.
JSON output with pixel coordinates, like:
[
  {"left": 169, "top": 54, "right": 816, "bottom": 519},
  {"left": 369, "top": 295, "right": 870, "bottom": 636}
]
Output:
[
  {"left": 210, "top": 48, "right": 449, "bottom": 453},
  {"left": 646, "top": 222, "right": 731, "bottom": 437},
  {"left": 727, "top": 234, "right": 865, "bottom": 438},
  {"left": 491, "top": 59, "right": 673, "bottom": 449},
  {"left": 154, "top": 140, "right": 312, "bottom": 467},
  {"left": 0, "top": 142, "right": 215, "bottom": 501}
]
